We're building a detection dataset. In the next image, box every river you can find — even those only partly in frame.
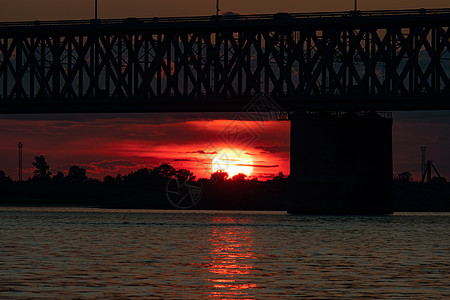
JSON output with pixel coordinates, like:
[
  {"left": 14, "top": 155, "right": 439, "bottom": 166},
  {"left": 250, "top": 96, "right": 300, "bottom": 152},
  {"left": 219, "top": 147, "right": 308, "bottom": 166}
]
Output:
[{"left": 1, "top": 207, "right": 449, "bottom": 298}]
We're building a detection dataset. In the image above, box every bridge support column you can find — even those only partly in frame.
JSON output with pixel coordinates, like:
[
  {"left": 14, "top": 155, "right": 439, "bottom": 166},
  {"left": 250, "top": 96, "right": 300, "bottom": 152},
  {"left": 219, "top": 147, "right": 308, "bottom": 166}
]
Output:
[{"left": 289, "top": 112, "right": 393, "bottom": 214}]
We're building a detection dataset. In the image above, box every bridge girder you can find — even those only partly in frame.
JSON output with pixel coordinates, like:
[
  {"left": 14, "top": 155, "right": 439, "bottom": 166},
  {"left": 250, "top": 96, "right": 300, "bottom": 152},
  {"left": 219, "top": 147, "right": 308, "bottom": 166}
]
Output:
[{"left": 1, "top": 10, "right": 450, "bottom": 112}]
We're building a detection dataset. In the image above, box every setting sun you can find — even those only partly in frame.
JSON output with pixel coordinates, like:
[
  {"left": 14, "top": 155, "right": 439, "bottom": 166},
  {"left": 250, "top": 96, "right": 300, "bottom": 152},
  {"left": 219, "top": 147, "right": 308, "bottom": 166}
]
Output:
[{"left": 212, "top": 149, "right": 253, "bottom": 178}]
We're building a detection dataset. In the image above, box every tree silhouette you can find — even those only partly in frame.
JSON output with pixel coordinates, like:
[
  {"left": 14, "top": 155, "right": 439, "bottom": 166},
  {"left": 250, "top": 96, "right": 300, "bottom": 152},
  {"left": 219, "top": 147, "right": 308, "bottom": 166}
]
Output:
[
  {"left": 211, "top": 170, "right": 229, "bottom": 182},
  {"left": 51, "top": 171, "right": 66, "bottom": 184},
  {"left": 0, "top": 170, "right": 12, "bottom": 184},
  {"left": 231, "top": 173, "right": 248, "bottom": 181},
  {"left": 151, "top": 163, "right": 176, "bottom": 178},
  {"left": 103, "top": 175, "right": 115, "bottom": 185},
  {"left": 115, "top": 174, "right": 123, "bottom": 184},
  {"left": 396, "top": 171, "right": 412, "bottom": 182},
  {"left": 175, "top": 169, "right": 195, "bottom": 182},
  {"left": 67, "top": 166, "right": 87, "bottom": 184},
  {"left": 32, "top": 155, "right": 51, "bottom": 181},
  {"left": 124, "top": 168, "right": 151, "bottom": 185}
]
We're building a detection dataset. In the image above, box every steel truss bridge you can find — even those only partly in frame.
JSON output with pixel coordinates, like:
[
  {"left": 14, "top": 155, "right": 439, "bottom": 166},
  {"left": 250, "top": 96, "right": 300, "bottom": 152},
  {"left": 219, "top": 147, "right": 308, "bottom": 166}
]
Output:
[{"left": 1, "top": 8, "right": 450, "bottom": 113}]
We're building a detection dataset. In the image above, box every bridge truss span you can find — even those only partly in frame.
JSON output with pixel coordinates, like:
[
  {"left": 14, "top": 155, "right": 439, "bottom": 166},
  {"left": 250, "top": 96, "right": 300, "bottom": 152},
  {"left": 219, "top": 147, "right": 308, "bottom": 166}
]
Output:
[{"left": 1, "top": 9, "right": 450, "bottom": 112}]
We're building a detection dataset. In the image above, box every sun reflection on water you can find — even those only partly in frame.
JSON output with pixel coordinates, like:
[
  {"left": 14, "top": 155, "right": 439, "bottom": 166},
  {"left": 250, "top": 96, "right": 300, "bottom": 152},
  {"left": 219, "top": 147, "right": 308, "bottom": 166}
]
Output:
[{"left": 206, "top": 216, "right": 258, "bottom": 298}]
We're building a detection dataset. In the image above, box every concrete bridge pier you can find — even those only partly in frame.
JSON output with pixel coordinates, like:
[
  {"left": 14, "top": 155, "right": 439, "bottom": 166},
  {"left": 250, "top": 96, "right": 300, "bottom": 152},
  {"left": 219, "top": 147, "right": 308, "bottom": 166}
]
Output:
[{"left": 288, "top": 112, "right": 393, "bottom": 214}]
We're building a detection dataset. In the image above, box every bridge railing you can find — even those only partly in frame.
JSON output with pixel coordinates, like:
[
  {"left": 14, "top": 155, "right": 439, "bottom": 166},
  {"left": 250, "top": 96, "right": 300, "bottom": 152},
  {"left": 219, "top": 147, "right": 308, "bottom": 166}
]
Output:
[{"left": 1, "top": 8, "right": 450, "bottom": 29}]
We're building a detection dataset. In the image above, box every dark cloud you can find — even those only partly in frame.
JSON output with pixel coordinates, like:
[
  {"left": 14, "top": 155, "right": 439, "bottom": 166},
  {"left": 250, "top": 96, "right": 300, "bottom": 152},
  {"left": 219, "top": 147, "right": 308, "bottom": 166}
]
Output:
[
  {"left": 90, "top": 160, "right": 138, "bottom": 170},
  {"left": 186, "top": 150, "right": 218, "bottom": 155},
  {"left": 50, "top": 160, "right": 149, "bottom": 177},
  {"left": 173, "top": 158, "right": 197, "bottom": 162},
  {"left": 245, "top": 164, "right": 279, "bottom": 168},
  {"left": 255, "top": 145, "right": 290, "bottom": 153},
  {"left": 256, "top": 172, "right": 278, "bottom": 179}
]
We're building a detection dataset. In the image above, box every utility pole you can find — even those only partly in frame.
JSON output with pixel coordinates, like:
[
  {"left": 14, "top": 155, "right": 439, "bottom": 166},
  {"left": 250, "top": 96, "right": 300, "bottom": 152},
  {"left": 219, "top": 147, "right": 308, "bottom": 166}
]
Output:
[
  {"left": 18, "top": 142, "right": 23, "bottom": 181},
  {"left": 354, "top": 0, "right": 357, "bottom": 11},
  {"left": 95, "top": 0, "right": 98, "bottom": 21}
]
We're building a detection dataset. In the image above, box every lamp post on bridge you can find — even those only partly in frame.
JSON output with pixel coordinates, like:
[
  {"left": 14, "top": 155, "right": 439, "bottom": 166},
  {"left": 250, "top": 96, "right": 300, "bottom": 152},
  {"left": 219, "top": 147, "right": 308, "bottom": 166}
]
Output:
[
  {"left": 95, "top": 0, "right": 98, "bottom": 21},
  {"left": 216, "top": 0, "right": 220, "bottom": 17}
]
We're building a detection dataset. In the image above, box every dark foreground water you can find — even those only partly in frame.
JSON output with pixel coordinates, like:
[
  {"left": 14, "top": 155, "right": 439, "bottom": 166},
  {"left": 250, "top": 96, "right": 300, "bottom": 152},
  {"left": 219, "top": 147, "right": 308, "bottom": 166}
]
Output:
[{"left": 1, "top": 207, "right": 449, "bottom": 298}]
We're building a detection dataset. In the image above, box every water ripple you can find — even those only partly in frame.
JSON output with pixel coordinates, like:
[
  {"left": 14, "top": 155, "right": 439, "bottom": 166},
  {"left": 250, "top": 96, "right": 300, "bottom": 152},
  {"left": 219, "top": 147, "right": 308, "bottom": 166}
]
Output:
[{"left": 1, "top": 208, "right": 449, "bottom": 298}]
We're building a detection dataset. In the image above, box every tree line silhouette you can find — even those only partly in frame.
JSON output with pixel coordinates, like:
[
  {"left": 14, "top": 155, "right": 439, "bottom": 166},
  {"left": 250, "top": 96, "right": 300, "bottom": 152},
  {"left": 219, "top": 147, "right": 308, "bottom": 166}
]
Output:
[
  {"left": 0, "top": 155, "right": 289, "bottom": 210},
  {"left": 1, "top": 155, "right": 449, "bottom": 211}
]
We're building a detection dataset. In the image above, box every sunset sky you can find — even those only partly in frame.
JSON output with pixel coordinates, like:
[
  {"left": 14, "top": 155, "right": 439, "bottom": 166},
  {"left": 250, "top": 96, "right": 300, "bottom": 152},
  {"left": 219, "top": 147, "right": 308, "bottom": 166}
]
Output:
[
  {"left": 0, "top": 113, "right": 291, "bottom": 180},
  {"left": 0, "top": 1, "right": 450, "bottom": 181},
  {"left": 1, "top": 111, "right": 450, "bottom": 181}
]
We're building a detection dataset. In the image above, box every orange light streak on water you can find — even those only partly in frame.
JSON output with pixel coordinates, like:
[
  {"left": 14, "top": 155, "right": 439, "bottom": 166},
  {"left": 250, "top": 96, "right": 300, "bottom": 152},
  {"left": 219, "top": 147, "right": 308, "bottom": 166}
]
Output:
[{"left": 206, "top": 216, "right": 259, "bottom": 298}]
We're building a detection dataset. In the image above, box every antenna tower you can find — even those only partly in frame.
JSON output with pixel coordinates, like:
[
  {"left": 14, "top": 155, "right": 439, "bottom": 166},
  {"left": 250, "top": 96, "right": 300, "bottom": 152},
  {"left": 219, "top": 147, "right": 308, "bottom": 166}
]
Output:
[{"left": 420, "top": 146, "right": 443, "bottom": 183}]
